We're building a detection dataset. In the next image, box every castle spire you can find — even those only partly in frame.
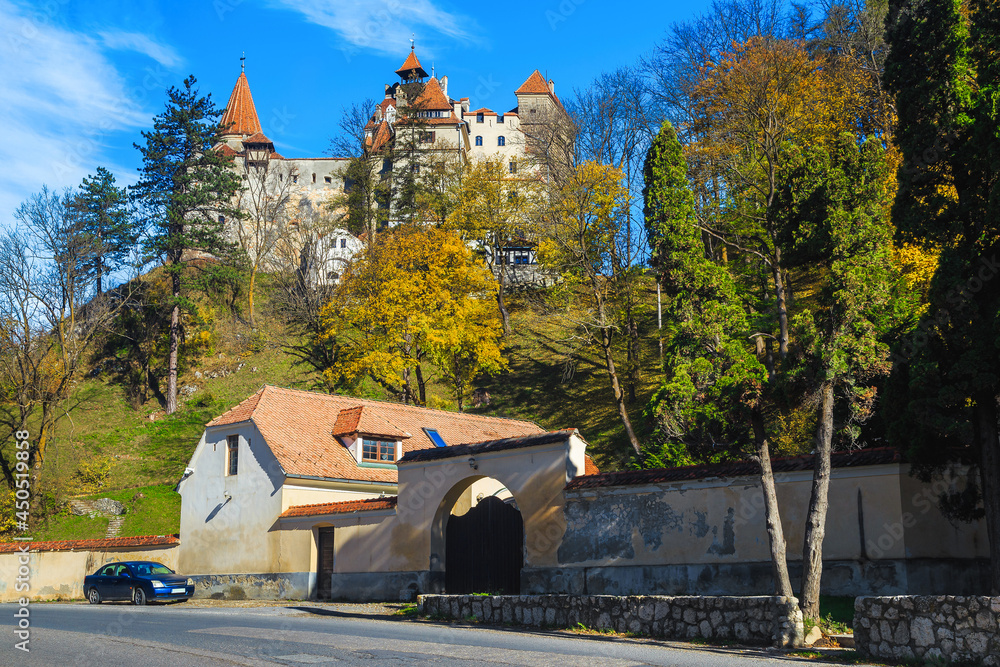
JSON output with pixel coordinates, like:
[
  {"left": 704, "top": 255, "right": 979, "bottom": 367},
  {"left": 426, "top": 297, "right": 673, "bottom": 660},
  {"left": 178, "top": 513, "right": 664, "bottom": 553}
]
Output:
[
  {"left": 395, "top": 40, "right": 428, "bottom": 83},
  {"left": 220, "top": 59, "right": 262, "bottom": 139}
]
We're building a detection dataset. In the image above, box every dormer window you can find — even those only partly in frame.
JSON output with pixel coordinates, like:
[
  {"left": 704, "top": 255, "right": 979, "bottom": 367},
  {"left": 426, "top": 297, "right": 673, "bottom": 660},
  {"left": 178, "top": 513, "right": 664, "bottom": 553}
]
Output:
[{"left": 362, "top": 438, "right": 395, "bottom": 462}]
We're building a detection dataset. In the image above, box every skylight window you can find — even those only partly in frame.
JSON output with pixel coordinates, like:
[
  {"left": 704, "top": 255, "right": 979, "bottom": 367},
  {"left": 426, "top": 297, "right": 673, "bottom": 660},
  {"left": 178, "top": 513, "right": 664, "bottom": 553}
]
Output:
[{"left": 424, "top": 428, "right": 447, "bottom": 448}]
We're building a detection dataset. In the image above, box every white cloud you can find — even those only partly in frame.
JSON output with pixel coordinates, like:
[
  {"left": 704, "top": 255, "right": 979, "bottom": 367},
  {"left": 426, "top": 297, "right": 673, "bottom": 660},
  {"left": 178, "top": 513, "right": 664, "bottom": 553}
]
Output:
[
  {"left": 270, "top": 0, "right": 480, "bottom": 57},
  {"left": 99, "top": 30, "right": 183, "bottom": 68},
  {"left": 0, "top": 1, "right": 152, "bottom": 223}
]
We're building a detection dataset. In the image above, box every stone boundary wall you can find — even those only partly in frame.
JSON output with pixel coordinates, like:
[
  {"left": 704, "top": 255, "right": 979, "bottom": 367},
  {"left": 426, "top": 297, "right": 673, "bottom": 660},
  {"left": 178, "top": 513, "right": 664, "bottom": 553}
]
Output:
[
  {"left": 418, "top": 594, "right": 804, "bottom": 648},
  {"left": 855, "top": 596, "right": 1000, "bottom": 664}
]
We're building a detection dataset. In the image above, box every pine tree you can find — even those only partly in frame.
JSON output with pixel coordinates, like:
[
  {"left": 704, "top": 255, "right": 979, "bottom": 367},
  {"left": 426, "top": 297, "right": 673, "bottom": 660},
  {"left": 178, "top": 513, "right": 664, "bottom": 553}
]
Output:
[
  {"left": 133, "top": 76, "right": 242, "bottom": 415},
  {"left": 72, "top": 167, "right": 135, "bottom": 295}
]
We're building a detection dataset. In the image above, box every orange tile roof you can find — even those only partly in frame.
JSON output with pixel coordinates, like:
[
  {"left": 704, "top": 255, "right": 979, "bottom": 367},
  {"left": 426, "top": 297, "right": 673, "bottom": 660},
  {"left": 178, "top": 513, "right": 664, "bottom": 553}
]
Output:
[
  {"left": 516, "top": 70, "right": 552, "bottom": 95},
  {"left": 366, "top": 120, "right": 394, "bottom": 152},
  {"left": 205, "top": 385, "right": 545, "bottom": 483},
  {"left": 413, "top": 77, "right": 453, "bottom": 110},
  {"left": 0, "top": 534, "right": 179, "bottom": 554},
  {"left": 279, "top": 496, "right": 398, "bottom": 519},
  {"left": 213, "top": 143, "right": 239, "bottom": 157},
  {"left": 469, "top": 107, "right": 497, "bottom": 116},
  {"left": 584, "top": 454, "right": 600, "bottom": 475},
  {"left": 220, "top": 72, "right": 262, "bottom": 137},
  {"left": 396, "top": 48, "right": 427, "bottom": 78},
  {"left": 331, "top": 406, "right": 410, "bottom": 439},
  {"left": 243, "top": 131, "right": 273, "bottom": 144}
]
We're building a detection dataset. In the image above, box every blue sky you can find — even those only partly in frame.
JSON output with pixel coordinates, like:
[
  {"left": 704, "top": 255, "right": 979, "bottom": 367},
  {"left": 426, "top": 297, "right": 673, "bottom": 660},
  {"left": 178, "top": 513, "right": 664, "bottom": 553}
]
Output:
[{"left": 0, "top": 0, "right": 712, "bottom": 223}]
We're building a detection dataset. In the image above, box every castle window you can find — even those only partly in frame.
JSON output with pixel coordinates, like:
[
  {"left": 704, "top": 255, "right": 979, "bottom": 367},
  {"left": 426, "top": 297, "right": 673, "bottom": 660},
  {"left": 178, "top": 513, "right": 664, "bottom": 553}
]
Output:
[
  {"left": 476, "top": 112, "right": 484, "bottom": 123},
  {"left": 420, "top": 131, "right": 436, "bottom": 143},
  {"left": 497, "top": 136, "right": 506, "bottom": 147},
  {"left": 293, "top": 174, "right": 299, "bottom": 184},
  {"left": 340, "top": 238, "right": 347, "bottom": 249},
  {"left": 362, "top": 438, "right": 395, "bottom": 462},
  {"left": 218, "top": 215, "right": 225, "bottom": 224},
  {"left": 475, "top": 136, "right": 483, "bottom": 146},
  {"left": 312, "top": 173, "right": 316, "bottom": 183},
  {"left": 498, "top": 114, "right": 504, "bottom": 123},
  {"left": 509, "top": 161, "right": 517, "bottom": 174},
  {"left": 325, "top": 176, "right": 332, "bottom": 184}
]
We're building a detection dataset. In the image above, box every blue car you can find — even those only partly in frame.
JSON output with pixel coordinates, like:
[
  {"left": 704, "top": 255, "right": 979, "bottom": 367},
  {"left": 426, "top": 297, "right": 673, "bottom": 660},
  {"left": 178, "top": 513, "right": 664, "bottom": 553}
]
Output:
[{"left": 84, "top": 561, "right": 195, "bottom": 605}]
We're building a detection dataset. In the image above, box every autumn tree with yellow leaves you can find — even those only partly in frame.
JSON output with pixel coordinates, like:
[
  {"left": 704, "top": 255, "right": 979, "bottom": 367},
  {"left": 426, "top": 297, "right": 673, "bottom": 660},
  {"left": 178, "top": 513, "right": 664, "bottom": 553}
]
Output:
[
  {"left": 320, "top": 225, "right": 505, "bottom": 410},
  {"left": 539, "top": 161, "right": 644, "bottom": 455}
]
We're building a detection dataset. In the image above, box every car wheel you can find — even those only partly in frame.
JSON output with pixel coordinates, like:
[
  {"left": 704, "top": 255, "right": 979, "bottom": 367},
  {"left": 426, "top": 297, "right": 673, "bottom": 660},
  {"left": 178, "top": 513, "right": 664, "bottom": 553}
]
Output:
[
  {"left": 133, "top": 587, "right": 147, "bottom": 606},
  {"left": 88, "top": 588, "right": 102, "bottom": 605}
]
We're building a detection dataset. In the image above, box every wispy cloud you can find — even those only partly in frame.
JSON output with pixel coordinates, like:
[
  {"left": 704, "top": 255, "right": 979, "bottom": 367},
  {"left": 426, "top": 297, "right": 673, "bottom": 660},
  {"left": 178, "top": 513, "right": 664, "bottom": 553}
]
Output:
[
  {"left": 270, "top": 0, "right": 481, "bottom": 57},
  {"left": 0, "top": 1, "right": 156, "bottom": 222},
  {"left": 99, "top": 30, "right": 184, "bottom": 68}
]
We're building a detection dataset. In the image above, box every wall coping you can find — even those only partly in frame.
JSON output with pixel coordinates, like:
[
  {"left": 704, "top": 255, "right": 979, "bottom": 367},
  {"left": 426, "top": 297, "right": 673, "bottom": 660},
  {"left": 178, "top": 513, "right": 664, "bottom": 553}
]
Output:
[{"left": 0, "top": 534, "right": 179, "bottom": 554}]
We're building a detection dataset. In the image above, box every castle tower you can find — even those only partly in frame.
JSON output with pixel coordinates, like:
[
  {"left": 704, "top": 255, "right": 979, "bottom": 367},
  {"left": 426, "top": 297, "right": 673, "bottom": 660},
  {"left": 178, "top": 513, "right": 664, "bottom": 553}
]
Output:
[
  {"left": 395, "top": 44, "right": 428, "bottom": 84},
  {"left": 219, "top": 58, "right": 263, "bottom": 148}
]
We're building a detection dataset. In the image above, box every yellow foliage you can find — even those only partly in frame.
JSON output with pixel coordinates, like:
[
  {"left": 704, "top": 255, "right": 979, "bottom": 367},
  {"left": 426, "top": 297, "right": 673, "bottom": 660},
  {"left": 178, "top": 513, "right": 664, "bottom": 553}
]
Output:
[
  {"left": 894, "top": 242, "right": 940, "bottom": 292},
  {"left": 321, "top": 225, "right": 506, "bottom": 406},
  {"left": 0, "top": 490, "right": 15, "bottom": 535}
]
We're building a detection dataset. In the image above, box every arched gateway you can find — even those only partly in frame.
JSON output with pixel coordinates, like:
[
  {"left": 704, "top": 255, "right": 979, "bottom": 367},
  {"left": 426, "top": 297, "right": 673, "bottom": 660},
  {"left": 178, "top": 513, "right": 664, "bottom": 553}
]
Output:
[{"left": 396, "top": 430, "right": 589, "bottom": 595}]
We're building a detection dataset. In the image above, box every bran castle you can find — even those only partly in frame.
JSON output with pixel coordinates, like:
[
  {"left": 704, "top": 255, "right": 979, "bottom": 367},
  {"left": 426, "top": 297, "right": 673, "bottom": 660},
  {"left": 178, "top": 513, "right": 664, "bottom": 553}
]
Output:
[{"left": 213, "top": 46, "right": 568, "bottom": 283}]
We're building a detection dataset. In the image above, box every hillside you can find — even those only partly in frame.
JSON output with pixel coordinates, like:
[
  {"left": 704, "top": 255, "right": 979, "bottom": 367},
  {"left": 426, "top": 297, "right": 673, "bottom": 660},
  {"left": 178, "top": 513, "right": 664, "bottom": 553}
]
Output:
[{"left": 9, "top": 275, "right": 665, "bottom": 542}]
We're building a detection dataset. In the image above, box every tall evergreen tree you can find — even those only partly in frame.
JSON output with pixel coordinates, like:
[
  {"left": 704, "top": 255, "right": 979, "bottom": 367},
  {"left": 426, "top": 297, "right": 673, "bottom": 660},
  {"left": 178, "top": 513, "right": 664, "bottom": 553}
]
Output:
[
  {"left": 885, "top": 0, "right": 1000, "bottom": 594},
  {"left": 644, "top": 121, "right": 793, "bottom": 597},
  {"left": 133, "top": 76, "right": 242, "bottom": 415},
  {"left": 72, "top": 167, "right": 135, "bottom": 295}
]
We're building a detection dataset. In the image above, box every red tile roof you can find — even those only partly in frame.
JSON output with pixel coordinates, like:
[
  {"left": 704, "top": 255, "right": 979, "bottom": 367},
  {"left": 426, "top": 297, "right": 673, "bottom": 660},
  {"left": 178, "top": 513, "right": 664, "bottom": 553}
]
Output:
[
  {"left": 565, "top": 447, "right": 903, "bottom": 490},
  {"left": 584, "top": 455, "right": 600, "bottom": 475},
  {"left": 213, "top": 143, "right": 239, "bottom": 158},
  {"left": 469, "top": 107, "right": 497, "bottom": 116},
  {"left": 243, "top": 131, "right": 273, "bottom": 144},
  {"left": 279, "top": 496, "right": 398, "bottom": 519},
  {"left": 220, "top": 72, "right": 262, "bottom": 137},
  {"left": 396, "top": 48, "right": 428, "bottom": 79},
  {"left": 0, "top": 534, "right": 179, "bottom": 554},
  {"left": 516, "top": 70, "right": 553, "bottom": 95},
  {"left": 413, "top": 77, "right": 453, "bottom": 110},
  {"left": 205, "top": 385, "right": 544, "bottom": 483},
  {"left": 332, "top": 406, "right": 410, "bottom": 439}
]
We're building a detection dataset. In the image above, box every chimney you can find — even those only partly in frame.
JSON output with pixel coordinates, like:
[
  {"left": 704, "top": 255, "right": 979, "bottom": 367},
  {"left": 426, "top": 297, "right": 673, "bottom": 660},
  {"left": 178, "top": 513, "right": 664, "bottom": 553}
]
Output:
[
  {"left": 548, "top": 79, "right": 555, "bottom": 94},
  {"left": 440, "top": 75, "right": 448, "bottom": 96}
]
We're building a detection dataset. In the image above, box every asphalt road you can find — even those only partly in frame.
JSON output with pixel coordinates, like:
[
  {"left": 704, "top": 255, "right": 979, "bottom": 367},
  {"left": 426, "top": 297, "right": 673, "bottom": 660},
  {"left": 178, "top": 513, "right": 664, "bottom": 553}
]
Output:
[{"left": 0, "top": 602, "right": 861, "bottom": 667}]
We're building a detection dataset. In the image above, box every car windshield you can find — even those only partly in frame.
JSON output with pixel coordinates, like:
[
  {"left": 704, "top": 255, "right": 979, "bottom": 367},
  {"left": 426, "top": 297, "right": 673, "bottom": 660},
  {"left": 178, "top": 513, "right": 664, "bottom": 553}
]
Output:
[{"left": 133, "top": 563, "right": 174, "bottom": 576}]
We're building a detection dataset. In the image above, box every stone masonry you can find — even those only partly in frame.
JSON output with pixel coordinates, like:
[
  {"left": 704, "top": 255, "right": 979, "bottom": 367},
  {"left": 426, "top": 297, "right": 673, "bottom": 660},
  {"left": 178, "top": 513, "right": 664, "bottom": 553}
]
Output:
[
  {"left": 855, "top": 596, "right": 1000, "bottom": 664},
  {"left": 418, "top": 594, "right": 804, "bottom": 648}
]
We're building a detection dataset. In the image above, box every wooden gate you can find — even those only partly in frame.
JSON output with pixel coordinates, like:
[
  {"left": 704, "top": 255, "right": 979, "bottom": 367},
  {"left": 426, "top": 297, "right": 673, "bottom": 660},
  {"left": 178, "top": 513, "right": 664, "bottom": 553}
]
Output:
[
  {"left": 317, "top": 527, "right": 335, "bottom": 600},
  {"left": 445, "top": 495, "right": 523, "bottom": 594}
]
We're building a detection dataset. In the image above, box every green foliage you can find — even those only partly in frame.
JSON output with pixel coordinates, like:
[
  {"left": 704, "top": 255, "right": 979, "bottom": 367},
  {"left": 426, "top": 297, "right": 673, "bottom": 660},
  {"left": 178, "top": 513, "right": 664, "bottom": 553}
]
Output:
[
  {"left": 884, "top": 0, "right": 1000, "bottom": 541},
  {"left": 643, "top": 121, "right": 766, "bottom": 465},
  {"left": 72, "top": 166, "right": 136, "bottom": 294}
]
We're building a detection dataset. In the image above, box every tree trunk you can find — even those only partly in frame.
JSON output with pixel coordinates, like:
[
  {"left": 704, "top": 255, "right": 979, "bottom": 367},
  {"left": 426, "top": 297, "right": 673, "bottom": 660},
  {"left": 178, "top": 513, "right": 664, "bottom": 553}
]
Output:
[
  {"left": 415, "top": 362, "right": 426, "bottom": 406},
  {"left": 600, "top": 325, "right": 642, "bottom": 456},
  {"left": 772, "top": 250, "right": 789, "bottom": 359},
  {"left": 248, "top": 267, "right": 257, "bottom": 328},
  {"left": 974, "top": 390, "right": 1000, "bottom": 595},
  {"left": 166, "top": 272, "right": 181, "bottom": 415},
  {"left": 751, "top": 406, "right": 794, "bottom": 597},
  {"left": 496, "top": 254, "right": 511, "bottom": 335},
  {"left": 800, "top": 381, "right": 835, "bottom": 620}
]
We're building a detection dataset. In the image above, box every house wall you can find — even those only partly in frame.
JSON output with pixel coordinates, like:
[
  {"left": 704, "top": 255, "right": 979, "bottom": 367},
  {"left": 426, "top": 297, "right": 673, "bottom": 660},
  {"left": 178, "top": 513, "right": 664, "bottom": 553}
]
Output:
[
  {"left": 0, "top": 544, "right": 179, "bottom": 603},
  {"left": 177, "top": 423, "right": 394, "bottom": 600}
]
